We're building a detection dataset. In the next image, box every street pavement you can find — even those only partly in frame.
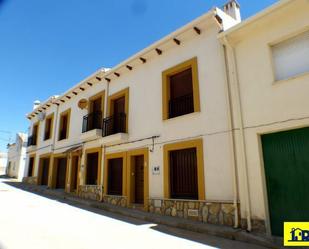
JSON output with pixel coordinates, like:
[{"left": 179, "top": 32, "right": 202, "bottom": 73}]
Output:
[{"left": 0, "top": 178, "right": 268, "bottom": 249}]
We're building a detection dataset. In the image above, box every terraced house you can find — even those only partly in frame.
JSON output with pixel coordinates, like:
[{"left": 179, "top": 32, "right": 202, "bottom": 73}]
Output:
[
  {"left": 24, "top": 0, "right": 309, "bottom": 238},
  {"left": 25, "top": 0, "right": 240, "bottom": 227}
]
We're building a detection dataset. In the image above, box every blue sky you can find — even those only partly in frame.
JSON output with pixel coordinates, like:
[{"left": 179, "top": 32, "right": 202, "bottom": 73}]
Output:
[{"left": 0, "top": 0, "right": 277, "bottom": 150}]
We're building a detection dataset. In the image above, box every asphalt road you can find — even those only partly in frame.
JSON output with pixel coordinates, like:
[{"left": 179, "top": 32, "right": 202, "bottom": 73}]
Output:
[{"left": 0, "top": 178, "right": 267, "bottom": 249}]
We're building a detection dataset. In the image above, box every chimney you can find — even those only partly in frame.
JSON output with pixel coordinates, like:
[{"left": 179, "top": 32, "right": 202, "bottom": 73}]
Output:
[
  {"left": 33, "top": 100, "right": 40, "bottom": 110},
  {"left": 223, "top": 0, "right": 241, "bottom": 22}
]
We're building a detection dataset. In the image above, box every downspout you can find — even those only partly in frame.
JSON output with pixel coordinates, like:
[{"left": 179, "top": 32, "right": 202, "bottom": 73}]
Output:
[
  {"left": 50, "top": 101, "right": 59, "bottom": 188},
  {"left": 100, "top": 79, "right": 110, "bottom": 200},
  {"left": 221, "top": 43, "right": 239, "bottom": 229},
  {"left": 222, "top": 36, "right": 252, "bottom": 232}
]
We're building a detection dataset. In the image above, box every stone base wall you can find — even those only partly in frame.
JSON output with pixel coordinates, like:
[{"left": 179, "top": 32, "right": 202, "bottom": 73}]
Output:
[
  {"left": 103, "top": 195, "right": 127, "bottom": 207},
  {"left": 78, "top": 185, "right": 103, "bottom": 201},
  {"left": 149, "top": 199, "right": 237, "bottom": 227},
  {"left": 22, "top": 176, "right": 38, "bottom": 185},
  {"left": 240, "top": 218, "right": 266, "bottom": 234}
]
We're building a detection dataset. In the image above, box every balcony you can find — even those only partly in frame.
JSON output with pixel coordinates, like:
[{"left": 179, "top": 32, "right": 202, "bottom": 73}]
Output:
[
  {"left": 102, "top": 113, "right": 128, "bottom": 144},
  {"left": 80, "top": 111, "right": 103, "bottom": 141},
  {"left": 27, "top": 135, "right": 37, "bottom": 147},
  {"left": 102, "top": 113, "right": 126, "bottom": 137},
  {"left": 168, "top": 93, "right": 194, "bottom": 119}
]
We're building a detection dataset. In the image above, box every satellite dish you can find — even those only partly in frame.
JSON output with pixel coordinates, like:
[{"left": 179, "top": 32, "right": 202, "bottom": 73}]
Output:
[
  {"left": 38, "top": 112, "right": 46, "bottom": 121},
  {"left": 78, "top": 99, "right": 88, "bottom": 109}
]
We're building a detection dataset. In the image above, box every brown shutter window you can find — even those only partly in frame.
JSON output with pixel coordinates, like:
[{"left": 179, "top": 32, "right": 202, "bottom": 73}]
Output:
[
  {"left": 169, "top": 148, "right": 198, "bottom": 199},
  {"left": 169, "top": 68, "right": 194, "bottom": 118}
]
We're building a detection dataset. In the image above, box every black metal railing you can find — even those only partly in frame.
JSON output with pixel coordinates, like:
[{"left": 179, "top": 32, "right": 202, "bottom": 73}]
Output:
[
  {"left": 82, "top": 111, "right": 103, "bottom": 133},
  {"left": 102, "top": 113, "right": 126, "bottom": 137},
  {"left": 169, "top": 93, "right": 194, "bottom": 118},
  {"left": 27, "top": 135, "right": 37, "bottom": 146}
]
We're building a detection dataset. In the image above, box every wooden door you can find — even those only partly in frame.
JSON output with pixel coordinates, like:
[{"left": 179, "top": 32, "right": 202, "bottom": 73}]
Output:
[
  {"left": 56, "top": 158, "right": 67, "bottom": 189},
  {"left": 70, "top": 156, "right": 79, "bottom": 192},
  {"left": 90, "top": 97, "right": 102, "bottom": 129},
  {"left": 113, "top": 97, "right": 125, "bottom": 133},
  {"left": 108, "top": 158, "right": 123, "bottom": 195},
  {"left": 41, "top": 158, "right": 50, "bottom": 186},
  {"left": 91, "top": 97, "right": 102, "bottom": 113},
  {"left": 86, "top": 153, "right": 98, "bottom": 185},
  {"left": 134, "top": 155, "right": 144, "bottom": 204}
]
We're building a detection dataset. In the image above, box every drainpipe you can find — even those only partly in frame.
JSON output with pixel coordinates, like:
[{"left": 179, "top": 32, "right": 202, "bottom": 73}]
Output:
[
  {"left": 221, "top": 36, "right": 252, "bottom": 232},
  {"left": 100, "top": 79, "right": 110, "bottom": 200},
  {"left": 47, "top": 101, "right": 59, "bottom": 188},
  {"left": 221, "top": 44, "right": 239, "bottom": 229}
]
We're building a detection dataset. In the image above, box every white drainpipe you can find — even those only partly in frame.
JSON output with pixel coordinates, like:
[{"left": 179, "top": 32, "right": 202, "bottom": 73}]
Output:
[
  {"left": 221, "top": 43, "right": 239, "bottom": 228},
  {"left": 100, "top": 79, "right": 110, "bottom": 199},
  {"left": 221, "top": 36, "right": 252, "bottom": 232}
]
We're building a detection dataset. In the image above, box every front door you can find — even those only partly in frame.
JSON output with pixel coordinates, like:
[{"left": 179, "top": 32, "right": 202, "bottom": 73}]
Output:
[
  {"left": 70, "top": 156, "right": 79, "bottom": 192},
  {"left": 108, "top": 158, "right": 123, "bottom": 195},
  {"left": 56, "top": 158, "right": 67, "bottom": 189},
  {"left": 41, "top": 158, "right": 50, "bottom": 186},
  {"left": 262, "top": 127, "right": 309, "bottom": 236},
  {"left": 86, "top": 152, "right": 98, "bottom": 185},
  {"left": 113, "top": 96, "right": 125, "bottom": 133},
  {"left": 133, "top": 155, "right": 144, "bottom": 204}
]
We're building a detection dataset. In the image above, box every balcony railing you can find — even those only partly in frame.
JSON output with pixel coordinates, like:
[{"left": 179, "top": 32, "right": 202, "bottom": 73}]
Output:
[
  {"left": 27, "top": 135, "right": 37, "bottom": 147},
  {"left": 169, "top": 93, "right": 194, "bottom": 118},
  {"left": 82, "top": 111, "right": 103, "bottom": 133},
  {"left": 102, "top": 113, "right": 126, "bottom": 137}
]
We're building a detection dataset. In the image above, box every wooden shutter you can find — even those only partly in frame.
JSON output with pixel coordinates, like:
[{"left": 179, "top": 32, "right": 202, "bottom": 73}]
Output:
[{"left": 169, "top": 148, "right": 198, "bottom": 199}]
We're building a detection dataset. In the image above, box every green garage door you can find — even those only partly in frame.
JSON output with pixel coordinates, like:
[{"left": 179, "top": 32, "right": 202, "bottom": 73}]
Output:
[{"left": 262, "top": 127, "right": 309, "bottom": 237}]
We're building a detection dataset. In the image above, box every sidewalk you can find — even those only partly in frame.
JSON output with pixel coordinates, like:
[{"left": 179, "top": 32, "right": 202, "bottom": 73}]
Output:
[{"left": 5, "top": 180, "right": 284, "bottom": 249}]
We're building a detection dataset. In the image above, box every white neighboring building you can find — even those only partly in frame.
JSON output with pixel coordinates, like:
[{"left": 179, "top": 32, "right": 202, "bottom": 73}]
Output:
[
  {"left": 7, "top": 133, "right": 27, "bottom": 180},
  {"left": 0, "top": 152, "right": 7, "bottom": 175}
]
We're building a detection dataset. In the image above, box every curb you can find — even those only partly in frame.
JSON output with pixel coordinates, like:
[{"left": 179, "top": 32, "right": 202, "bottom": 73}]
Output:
[{"left": 19, "top": 183, "right": 284, "bottom": 249}]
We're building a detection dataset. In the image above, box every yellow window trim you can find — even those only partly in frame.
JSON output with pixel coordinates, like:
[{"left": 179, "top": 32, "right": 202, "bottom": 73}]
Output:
[
  {"left": 107, "top": 87, "right": 129, "bottom": 133},
  {"left": 88, "top": 90, "right": 105, "bottom": 114},
  {"left": 162, "top": 57, "right": 200, "bottom": 120},
  {"left": 58, "top": 108, "right": 71, "bottom": 141},
  {"left": 44, "top": 113, "right": 54, "bottom": 141},
  {"left": 84, "top": 147, "right": 102, "bottom": 185},
  {"left": 104, "top": 152, "right": 127, "bottom": 196},
  {"left": 127, "top": 148, "right": 149, "bottom": 211},
  {"left": 163, "top": 138, "right": 205, "bottom": 200}
]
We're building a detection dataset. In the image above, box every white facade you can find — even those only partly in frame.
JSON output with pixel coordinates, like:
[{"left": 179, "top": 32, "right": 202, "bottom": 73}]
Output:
[
  {"left": 220, "top": 0, "right": 309, "bottom": 235},
  {"left": 25, "top": 0, "right": 309, "bottom": 235},
  {"left": 7, "top": 133, "right": 27, "bottom": 180}
]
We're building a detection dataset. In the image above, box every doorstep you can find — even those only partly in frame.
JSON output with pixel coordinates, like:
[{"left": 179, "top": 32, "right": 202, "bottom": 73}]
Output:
[{"left": 18, "top": 182, "right": 283, "bottom": 249}]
